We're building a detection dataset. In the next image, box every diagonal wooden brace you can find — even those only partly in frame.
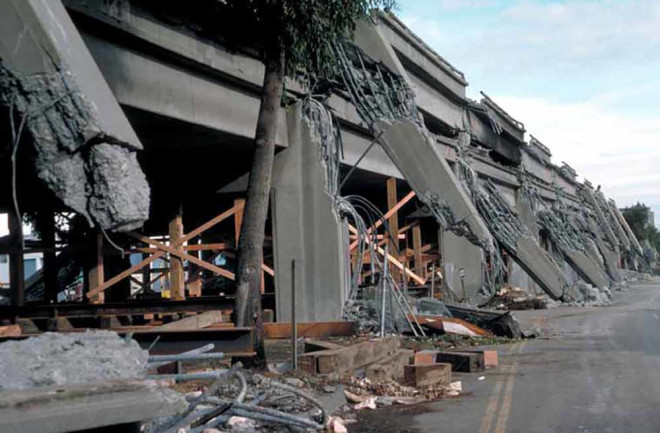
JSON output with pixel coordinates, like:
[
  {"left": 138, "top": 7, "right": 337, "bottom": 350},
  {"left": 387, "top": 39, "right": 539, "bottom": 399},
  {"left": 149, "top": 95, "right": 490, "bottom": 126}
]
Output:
[
  {"left": 86, "top": 203, "right": 244, "bottom": 300},
  {"left": 128, "top": 233, "right": 235, "bottom": 280}
]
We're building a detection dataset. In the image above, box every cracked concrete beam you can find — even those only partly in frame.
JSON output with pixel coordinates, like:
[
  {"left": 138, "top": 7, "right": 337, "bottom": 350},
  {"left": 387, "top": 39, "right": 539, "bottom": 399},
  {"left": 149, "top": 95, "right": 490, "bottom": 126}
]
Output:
[
  {"left": 0, "top": 0, "right": 149, "bottom": 231},
  {"left": 586, "top": 215, "right": 621, "bottom": 282},
  {"left": 354, "top": 21, "right": 567, "bottom": 300},
  {"left": 578, "top": 184, "right": 619, "bottom": 255},
  {"left": 609, "top": 199, "right": 644, "bottom": 256},
  {"left": 595, "top": 190, "right": 631, "bottom": 252}
]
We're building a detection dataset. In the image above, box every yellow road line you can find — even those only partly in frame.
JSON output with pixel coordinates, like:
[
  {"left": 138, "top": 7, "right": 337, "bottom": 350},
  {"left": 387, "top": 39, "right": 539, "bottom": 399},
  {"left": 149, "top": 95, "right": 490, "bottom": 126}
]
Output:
[
  {"left": 477, "top": 344, "right": 520, "bottom": 433},
  {"left": 493, "top": 342, "right": 527, "bottom": 433}
]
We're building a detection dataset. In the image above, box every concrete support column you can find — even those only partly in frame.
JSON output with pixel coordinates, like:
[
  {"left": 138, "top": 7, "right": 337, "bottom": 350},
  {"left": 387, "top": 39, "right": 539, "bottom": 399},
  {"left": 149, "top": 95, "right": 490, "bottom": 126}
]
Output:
[
  {"left": 271, "top": 104, "right": 347, "bottom": 322},
  {"left": 441, "top": 231, "right": 484, "bottom": 302}
]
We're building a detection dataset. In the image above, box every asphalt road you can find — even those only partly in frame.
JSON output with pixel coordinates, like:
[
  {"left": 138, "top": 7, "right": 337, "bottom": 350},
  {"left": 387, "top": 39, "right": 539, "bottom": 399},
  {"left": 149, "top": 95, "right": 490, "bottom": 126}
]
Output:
[{"left": 354, "top": 278, "right": 660, "bottom": 433}]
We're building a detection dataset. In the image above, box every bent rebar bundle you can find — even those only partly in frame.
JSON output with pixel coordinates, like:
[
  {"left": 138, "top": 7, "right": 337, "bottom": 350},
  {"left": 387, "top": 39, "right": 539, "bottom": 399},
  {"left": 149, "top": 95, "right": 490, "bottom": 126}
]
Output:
[
  {"left": 330, "top": 40, "right": 510, "bottom": 296},
  {"left": 302, "top": 98, "right": 425, "bottom": 336}
]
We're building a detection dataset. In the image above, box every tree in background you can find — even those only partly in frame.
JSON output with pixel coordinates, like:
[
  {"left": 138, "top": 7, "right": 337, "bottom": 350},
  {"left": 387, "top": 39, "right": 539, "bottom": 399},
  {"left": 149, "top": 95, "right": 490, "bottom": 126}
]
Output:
[
  {"left": 218, "top": 0, "right": 394, "bottom": 364},
  {"left": 622, "top": 202, "right": 660, "bottom": 258}
]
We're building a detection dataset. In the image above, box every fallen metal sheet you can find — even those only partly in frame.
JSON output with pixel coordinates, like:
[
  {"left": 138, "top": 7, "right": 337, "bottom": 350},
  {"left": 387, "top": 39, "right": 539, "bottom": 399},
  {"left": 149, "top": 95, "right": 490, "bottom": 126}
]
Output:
[
  {"left": 410, "top": 314, "right": 491, "bottom": 338},
  {"left": 0, "top": 380, "right": 186, "bottom": 433},
  {"left": 0, "top": 0, "right": 149, "bottom": 231},
  {"left": 445, "top": 304, "right": 523, "bottom": 339}
]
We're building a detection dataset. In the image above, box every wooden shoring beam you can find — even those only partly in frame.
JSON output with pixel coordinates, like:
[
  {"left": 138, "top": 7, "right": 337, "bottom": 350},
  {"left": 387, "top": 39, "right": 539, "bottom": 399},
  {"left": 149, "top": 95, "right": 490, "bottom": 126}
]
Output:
[
  {"left": 413, "top": 224, "right": 424, "bottom": 277},
  {"left": 128, "top": 233, "right": 235, "bottom": 280},
  {"left": 186, "top": 250, "right": 223, "bottom": 288},
  {"left": 348, "top": 224, "right": 425, "bottom": 285},
  {"left": 87, "top": 253, "right": 162, "bottom": 300},
  {"left": 86, "top": 204, "right": 242, "bottom": 300},
  {"left": 349, "top": 191, "right": 416, "bottom": 251},
  {"left": 88, "top": 231, "right": 105, "bottom": 304},
  {"left": 222, "top": 251, "right": 274, "bottom": 276},
  {"left": 187, "top": 240, "right": 202, "bottom": 298},
  {"left": 126, "top": 243, "right": 231, "bottom": 254},
  {"left": 169, "top": 204, "right": 185, "bottom": 301},
  {"left": 350, "top": 234, "right": 405, "bottom": 240},
  {"left": 387, "top": 177, "right": 400, "bottom": 259}
]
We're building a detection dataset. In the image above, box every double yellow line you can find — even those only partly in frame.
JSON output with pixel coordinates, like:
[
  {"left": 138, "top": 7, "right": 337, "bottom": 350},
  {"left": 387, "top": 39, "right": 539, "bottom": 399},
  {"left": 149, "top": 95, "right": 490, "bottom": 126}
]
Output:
[{"left": 478, "top": 342, "right": 527, "bottom": 433}]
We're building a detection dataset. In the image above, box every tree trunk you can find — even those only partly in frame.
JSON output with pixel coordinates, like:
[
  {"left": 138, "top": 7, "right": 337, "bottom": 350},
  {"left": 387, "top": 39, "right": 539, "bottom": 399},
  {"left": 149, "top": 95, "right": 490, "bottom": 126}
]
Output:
[{"left": 234, "top": 47, "right": 285, "bottom": 363}]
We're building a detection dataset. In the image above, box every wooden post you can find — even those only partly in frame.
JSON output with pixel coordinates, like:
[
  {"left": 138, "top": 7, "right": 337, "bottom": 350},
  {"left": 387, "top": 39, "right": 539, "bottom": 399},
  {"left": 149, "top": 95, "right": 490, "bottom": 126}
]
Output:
[
  {"left": 412, "top": 224, "right": 424, "bottom": 279},
  {"left": 386, "top": 178, "right": 400, "bottom": 281},
  {"left": 37, "top": 212, "right": 58, "bottom": 303},
  {"left": 88, "top": 231, "right": 104, "bottom": 304},
  {"left": 169, "top": 203, "right": 185, "bottom": 301},
  {"left": 187, "top": 243, "right": 202, "bottom": 297},
  {"left": 8, "top": 212, "right": 24, "bottom": 307}
]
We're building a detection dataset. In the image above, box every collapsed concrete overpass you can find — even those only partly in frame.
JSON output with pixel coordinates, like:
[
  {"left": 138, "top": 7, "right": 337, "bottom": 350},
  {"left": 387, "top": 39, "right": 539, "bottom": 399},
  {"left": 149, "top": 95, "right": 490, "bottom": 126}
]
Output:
[{"left": 0, "top": 0, "right": 643, "bottom": 322}]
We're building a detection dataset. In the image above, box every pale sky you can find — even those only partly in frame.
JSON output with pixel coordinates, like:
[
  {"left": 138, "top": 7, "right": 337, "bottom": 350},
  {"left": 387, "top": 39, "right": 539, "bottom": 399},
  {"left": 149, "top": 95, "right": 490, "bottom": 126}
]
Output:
[{"left": 399, "top": 0, "right": 660, "bottom": 227}]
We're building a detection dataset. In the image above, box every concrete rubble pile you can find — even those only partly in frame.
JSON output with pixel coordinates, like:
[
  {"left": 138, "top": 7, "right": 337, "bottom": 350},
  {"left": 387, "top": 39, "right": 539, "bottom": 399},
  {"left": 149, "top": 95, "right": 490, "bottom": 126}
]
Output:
[
  {"left": 0, "top": 330, "right": 148, "bottom": 390},
  {"left": 0, "top": 330, "right": 187, "bottom": 433}
]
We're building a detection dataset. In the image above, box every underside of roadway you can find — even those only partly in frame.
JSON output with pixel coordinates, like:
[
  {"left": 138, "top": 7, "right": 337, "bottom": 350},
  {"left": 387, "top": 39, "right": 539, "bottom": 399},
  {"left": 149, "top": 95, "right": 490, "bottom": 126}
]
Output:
[{"left": 353, "top": 277, "right": 660, "bottom": 433}]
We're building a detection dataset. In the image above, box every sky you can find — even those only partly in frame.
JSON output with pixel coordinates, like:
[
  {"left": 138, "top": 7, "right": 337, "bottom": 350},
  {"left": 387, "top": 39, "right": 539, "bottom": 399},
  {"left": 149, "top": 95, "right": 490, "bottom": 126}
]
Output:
[{"left": 397, "top": 0, "right": 660, "bottom": 227}]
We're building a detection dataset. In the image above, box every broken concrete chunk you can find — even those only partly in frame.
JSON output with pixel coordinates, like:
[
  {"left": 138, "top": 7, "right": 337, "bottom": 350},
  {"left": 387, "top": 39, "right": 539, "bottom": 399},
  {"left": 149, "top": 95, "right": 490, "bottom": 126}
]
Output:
[
  {"left": 0, "top": 330, "right": 149, "bottom": 390},
  {"left": 365, "top": 349, "right": 413, "bottom": 383},
  {"left": 299, "top": 337, "right": 400, "bottom": 374},
  {"left": 403, "top": 363, "right": 452, "bottom": 387},
  {"left": 87, "top": 144, "right": 150, "bottom": 232},
  {"left": 0, "top": 0, "right": 150, "bottom": 232}
]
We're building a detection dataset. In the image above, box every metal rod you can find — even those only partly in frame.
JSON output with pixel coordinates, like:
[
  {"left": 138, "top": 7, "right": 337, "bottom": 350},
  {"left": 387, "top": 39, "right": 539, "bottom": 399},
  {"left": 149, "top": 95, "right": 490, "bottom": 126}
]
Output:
[
  {"left": 148, "top": 343, "right": 214, "bottom": 368},
  {"left": 148, "top": 352, "right": 225, "bottom": 363},
  {"left": 291, "top": 259, "right": 297, "bottom": 370},
  {"left": 380, "top": 244, "right": 389, "bottom": 337},
  {"left": 147, "top": 370, "right": 228, "bottom": 382},
  {"left": 430, "top": 263, "right": 436, "bottom": 298},
  {"left": 337, "top": 132, "right": 382, "bottom": 191}
]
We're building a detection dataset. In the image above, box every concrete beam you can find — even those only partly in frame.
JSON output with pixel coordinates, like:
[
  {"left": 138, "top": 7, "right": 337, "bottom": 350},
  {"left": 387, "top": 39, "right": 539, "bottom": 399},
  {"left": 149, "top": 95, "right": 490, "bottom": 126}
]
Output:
[
  {"left": 0, "top": 0, "right": 149, "bottom": 231},
  {"left": 377, "top": 119, "right": 493, "bottom": 247},
  {"left": 0, "top": 380, "right": 186, "bottom": 433},
  {"left": 610, "top": 199, "right": 644, "bottom": 255},
  {"left": 595, "top": 190, "right": 631, "bottom": 252},
  {"left": 578, "top": 184, "right": 620, "bottom": 255},
  {"left": 80, "top": 32, "right": 289, "bottom": 148}
]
